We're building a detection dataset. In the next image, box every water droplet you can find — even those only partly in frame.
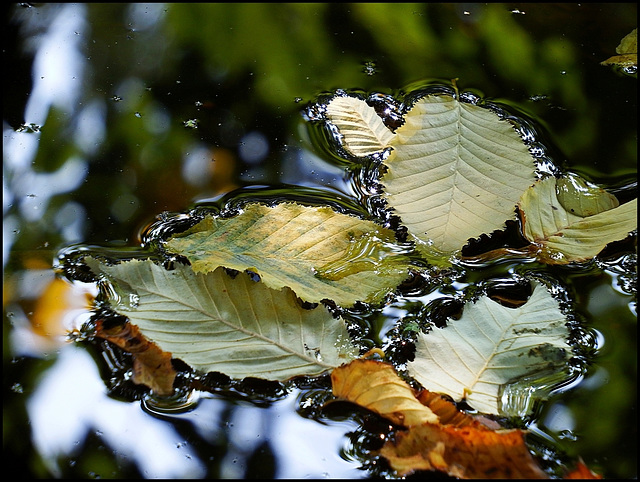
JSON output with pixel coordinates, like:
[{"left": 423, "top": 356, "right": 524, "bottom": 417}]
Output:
[
  {"left": 362, "top": 60, "right": 378, "bottom": 76},
  {"left": 128, "top": 293, "right": 140, "bottom": 309},
  {"left": 11, "top": 383, "right": 23, "bottom": 394},
  {"left": 557, "top": 429, "right": 578, "bottom": 441},
  {"left": 183, "top": 119, "right": 199, "bottom": 129},
  {"left": 16, "top": 122, "right": 41, "bottom": 133}
]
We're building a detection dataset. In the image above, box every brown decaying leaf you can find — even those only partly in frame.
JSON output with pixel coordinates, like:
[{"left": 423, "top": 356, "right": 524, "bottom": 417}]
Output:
[
  {"left": 415, "top": 389, "right": 500, "bottom": 430},
  {"left": 331, "top": 359, "right": 604, "bottom": 479},
  {"left": 95, "top": 320, "right": 177, "bottom": 396},
  {"left": 377, "top": 422, "right": 549, "bottom": 479}
]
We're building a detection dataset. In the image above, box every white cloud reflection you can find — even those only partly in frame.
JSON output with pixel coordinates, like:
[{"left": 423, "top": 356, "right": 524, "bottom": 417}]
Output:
[{"left": 28, "top": 345, "right": 207, "bottom": 478}]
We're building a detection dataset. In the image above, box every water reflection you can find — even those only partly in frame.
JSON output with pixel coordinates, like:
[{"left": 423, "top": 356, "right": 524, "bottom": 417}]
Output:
[
  {"left": 27, "top": 345, "right": 207, "bottom": 478},
  {"left": 27, "top": 342, "right": 364, "bottom": 478}
]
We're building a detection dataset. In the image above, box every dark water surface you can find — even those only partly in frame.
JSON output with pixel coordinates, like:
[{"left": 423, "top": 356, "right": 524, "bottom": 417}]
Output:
[{"left": 3, "top": 3, "right": 636, "bottom": 478}]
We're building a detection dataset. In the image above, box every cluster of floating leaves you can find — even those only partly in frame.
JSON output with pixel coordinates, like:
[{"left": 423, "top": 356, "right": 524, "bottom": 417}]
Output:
[{"left": 56, "top": 80, "right": 635, "bottom": 478}]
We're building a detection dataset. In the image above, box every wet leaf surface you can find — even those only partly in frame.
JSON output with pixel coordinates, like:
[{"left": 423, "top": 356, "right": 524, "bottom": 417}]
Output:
[
  {"left": 87, "top": 258, "right": 358, "bottom": 381},
  {"left": 166, "top": 202, "right": 411, "bottom": 307},
  {"left": 518, "top": 176, "right": 637, "bottom": 264}
]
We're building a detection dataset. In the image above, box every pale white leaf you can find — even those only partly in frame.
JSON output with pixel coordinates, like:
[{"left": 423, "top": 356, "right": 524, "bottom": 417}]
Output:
[
  {"left": 382, "top": 94, "right": 537, "bottom": 254},
  {"left": 326, "top": 96, "right": 395, "bottom": 156},
  {"left": 407, "top": 283, "right": 571, "bottom": 415},
  {"left": 519, "top": 176, "right": 637, "bottom": 264},
  {"left": 87, "top": 258, "right": 358, "bottom": 381}
]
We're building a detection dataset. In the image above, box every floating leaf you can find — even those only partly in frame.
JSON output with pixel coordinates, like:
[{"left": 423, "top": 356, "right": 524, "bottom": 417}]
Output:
[
  {"left": 331, "top": 359, "right": 548, "bottom": 479},
  {"left": 324, "top": 94, "right": 537, "bottom": 257},
  {"left": 377, "top": 421, "right": 548, "bottom": 479},
  {"left": 166, "top": 202, "right": 411, "bottom": 307},
  {"left": 325, "top": 95, "right": 395, "bottom": 156},
  {"left": 601, "top": 28, "right": 637, "bottom": 71},
  {"left": 94, "top": 319, "right": 177, "bottom": 396},
  {"left": 519, "top": 176, "right": 637, "bottom": 264},
  {"left": 86, "top": 258, "right": 358, "bottom": 381},
  {"left": 382, "top": 95, "right": 537, "bottom": 255},
  {"left": 407, "top": 282, "right": 571, "bottom": 415},
  {"left": 331, "top": 359, "right": 439, "bottom": 426}
]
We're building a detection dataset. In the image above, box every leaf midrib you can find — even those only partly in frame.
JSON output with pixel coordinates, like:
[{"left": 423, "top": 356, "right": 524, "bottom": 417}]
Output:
[{"left": 125, "top": 263, "right": 335, "bottom": 369}]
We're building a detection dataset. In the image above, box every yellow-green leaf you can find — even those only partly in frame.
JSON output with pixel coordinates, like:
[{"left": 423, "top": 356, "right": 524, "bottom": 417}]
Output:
[
  {"left": 519, "top": 176, "right": 637, "bottom": 264},
  {"left": 165, "top": 202, "right": 411, "bottom": 307},
  {"left": 601, "top": 28, "right": 637, "bottom": 70}
]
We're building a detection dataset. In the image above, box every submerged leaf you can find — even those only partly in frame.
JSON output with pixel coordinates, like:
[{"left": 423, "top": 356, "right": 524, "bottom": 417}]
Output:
[
  {"left": 555, "top": 173, "right": 619, "bottom": 217},
  {"left": 382, "top": 94, "right": 537, "bottom": 255},
  {"left": 407, "top": 282, "right": 571, "bottom": 415},
  {"left": 95, "top": 319, "right": 176, "bottom": 396},
  {"left": 166, "top": 202, "right": 411, "bottom": 307},
  {"left": 87, "top": 258, "right": 358, "bottom": 381},
  {"left": 519, "top": 176, "right": 637, "bottom": 264}
]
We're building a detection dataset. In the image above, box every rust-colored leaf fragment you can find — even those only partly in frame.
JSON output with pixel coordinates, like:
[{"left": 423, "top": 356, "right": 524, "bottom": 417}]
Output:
[
  {"left": 564, "top": 459, "right": 603, "bottom": 479},
  {"left": 95, "top": 320, "right": 177, "bottom": 396},
  {"left": 377, "top": 422, "right": 548, "bottom": 479},
  {"left": 331, "top": 359, "right": 549, "bottom": 479},
  {"left": 416, "top": 389, "right": 495, "bottom": 430},
  {"left": 331, "top": 359, "right": 439, "bottom": 426}
]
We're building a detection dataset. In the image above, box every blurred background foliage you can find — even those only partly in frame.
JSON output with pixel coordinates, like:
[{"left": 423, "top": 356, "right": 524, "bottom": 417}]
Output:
[{"left": 3, "top": 3, "right": 636, "bottom": 478}]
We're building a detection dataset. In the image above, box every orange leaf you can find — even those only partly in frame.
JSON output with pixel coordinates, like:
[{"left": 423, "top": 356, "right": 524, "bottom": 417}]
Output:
[
  {"left": 331, "top": 359, "right": 439, "bottom": 426},
  {"left": 564, "top": 459, "right": 602, "bottom": 479},
  {"left": 377, "top": 422, "right": 548, "bottom": 479},
  {"left": 416, "top": 389, "right": 503, "bottom": 430},
  {"left": 95, "top": 320, "right": 176, "bottom": 396}
]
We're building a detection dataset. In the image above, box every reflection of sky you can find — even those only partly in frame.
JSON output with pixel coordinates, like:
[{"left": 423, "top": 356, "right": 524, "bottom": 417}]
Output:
[
  {"left": 28, "top": 345, "right": 207, "bottom": 478},
  {"left": 3, "top": 3, "right": 90, "bottom": 265},
  {"left": 28, "top": 344, "right": 364, "bottom": 478}
]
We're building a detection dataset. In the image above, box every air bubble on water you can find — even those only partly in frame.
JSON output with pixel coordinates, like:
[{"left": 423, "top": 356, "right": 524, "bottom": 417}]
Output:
[{"left": 142, "top": 389, "right": 200, "bottom": 416}]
